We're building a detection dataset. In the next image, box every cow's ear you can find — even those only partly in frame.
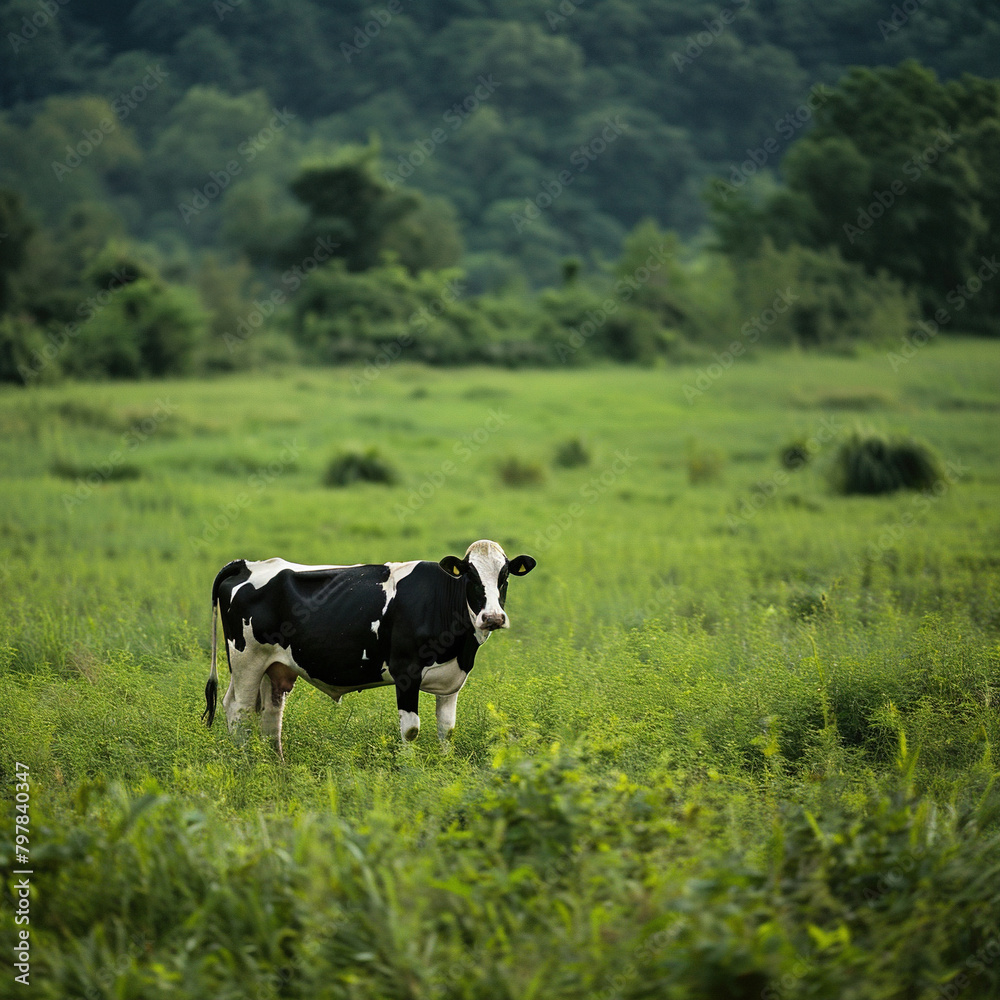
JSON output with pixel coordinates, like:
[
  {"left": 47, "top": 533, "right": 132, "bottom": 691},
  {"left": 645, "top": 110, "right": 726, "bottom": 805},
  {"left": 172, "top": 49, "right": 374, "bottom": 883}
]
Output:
[
  {"left": 508, "top": 555, "right": 536, "bottom": 576},
  {"left": 439, "top": 556, "right": 467, "bottom": 578}
]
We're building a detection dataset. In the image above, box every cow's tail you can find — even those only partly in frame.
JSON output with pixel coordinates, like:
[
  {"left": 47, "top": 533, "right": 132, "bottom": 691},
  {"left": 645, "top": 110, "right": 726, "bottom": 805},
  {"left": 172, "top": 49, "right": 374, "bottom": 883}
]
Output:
[{"left": 203, "top": 560, "right": 244, "bottom": 727}]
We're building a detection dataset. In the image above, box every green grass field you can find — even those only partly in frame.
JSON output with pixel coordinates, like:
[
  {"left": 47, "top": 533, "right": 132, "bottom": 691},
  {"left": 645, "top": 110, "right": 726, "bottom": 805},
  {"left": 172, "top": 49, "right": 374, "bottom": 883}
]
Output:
[{"left": 2, "top": 339, "right": 999, "bottom": 998}]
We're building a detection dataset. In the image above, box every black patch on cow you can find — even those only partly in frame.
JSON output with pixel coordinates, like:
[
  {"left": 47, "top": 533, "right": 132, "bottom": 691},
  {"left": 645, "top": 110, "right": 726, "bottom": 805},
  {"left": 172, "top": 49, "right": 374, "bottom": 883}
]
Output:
[{"left": 464, "top": 563, "right": 487, "bottom": 618}]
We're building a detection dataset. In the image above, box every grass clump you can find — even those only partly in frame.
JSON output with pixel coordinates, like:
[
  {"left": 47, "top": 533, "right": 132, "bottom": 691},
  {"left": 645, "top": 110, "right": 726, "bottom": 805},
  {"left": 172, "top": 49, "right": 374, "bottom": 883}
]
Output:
[
  {"left": 49, "top": 457, "right": 142, "bottom": 482},
  {"left": 553, "top": 437, "right": 591, "bottom": 468},
  {"left": 779, "top": 439, "right": 812, "bottom": 470},
  {"left": 323, "top": 447, "right": 398, "bottom": 487},
  {"left": 686, "top": 439, "right": 725, "bottom": 484},
  {"left": 498, "top": 456, "right": 546, "bottom": 487},
  {"left": 832, "top": 431, "right": 944, "bottom": 495}
]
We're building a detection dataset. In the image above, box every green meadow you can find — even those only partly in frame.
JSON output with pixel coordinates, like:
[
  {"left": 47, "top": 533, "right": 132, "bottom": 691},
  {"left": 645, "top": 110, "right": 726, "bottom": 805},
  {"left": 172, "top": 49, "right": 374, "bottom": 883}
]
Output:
[{"left": 2, "top": 339, "right": 999, "bottom": 998}]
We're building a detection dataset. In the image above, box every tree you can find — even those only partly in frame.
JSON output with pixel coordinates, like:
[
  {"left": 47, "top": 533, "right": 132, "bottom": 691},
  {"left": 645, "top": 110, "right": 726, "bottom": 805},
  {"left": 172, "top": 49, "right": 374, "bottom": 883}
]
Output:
[
  {"left": 0, "top": 189, "right": 34, "bottom": 313},
  {"left": 286, "top": 144, "right": 461, "bottom": 274},
  {"left": 710, "top": 62, "right": 1000, "bottom": 333}
]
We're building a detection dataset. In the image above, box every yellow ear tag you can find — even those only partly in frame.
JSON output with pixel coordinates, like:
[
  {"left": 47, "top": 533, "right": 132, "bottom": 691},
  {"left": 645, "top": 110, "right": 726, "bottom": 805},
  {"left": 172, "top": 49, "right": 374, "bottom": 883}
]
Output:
[{"left": 452, "top": 566, "right": 461, "bottom": 576}]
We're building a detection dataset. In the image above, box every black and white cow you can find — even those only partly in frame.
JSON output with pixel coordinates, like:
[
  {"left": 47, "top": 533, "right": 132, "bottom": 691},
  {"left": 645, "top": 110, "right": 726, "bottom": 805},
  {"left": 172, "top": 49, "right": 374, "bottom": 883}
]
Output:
[{"left": 203, "top": 539, "right": 535, "bottom": 755}]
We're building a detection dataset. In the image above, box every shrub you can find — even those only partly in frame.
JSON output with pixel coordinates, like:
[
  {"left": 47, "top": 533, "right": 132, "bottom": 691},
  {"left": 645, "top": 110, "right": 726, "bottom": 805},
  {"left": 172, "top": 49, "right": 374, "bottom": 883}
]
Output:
[
  {"left": 732, "top": 240, "right": 917, "bottom": 349},
  {"left": 779, "top": 439, "right": 811, "bottom": 470},
  {"left": 498, "top": 456, "right": 545, "bottom": 487},
  {"left": 553, "top": 437, "right": 590, "bottom": 468},
  {"left": 831, "top": 432, "right": 944, "bottom": 495},
  {"left": 49, "top": 457, "right": 142, "bottom": 482},
  {"left": 291, "top": 262, "right": 495, "bottom": 365},
  {"left": 323, "top": 448, "right": 398, "bottom": 487},
  {"left": 0, "top": 315, "right": 54, "bottom": 383},
  {"left": 66, "top": 279, "right": 207, "bottom": 379}
]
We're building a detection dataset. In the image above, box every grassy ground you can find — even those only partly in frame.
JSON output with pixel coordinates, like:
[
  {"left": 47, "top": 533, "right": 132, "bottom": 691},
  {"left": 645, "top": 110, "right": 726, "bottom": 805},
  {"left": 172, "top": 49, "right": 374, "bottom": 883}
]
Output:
[{"left": 1, "top": 338, "right": 998, "bottom": 998}]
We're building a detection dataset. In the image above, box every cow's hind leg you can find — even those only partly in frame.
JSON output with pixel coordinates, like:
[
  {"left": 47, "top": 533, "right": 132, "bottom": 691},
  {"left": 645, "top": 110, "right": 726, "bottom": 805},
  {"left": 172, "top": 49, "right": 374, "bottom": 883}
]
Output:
[
  {"left": 260, "top": 663, "right": 297, "bottom": 759},
  {"left": 435, "top": 693, "right": 458, "bottom": 743},
  {"left": 222, "top": 649, "right": 270, "bottom": 744}
]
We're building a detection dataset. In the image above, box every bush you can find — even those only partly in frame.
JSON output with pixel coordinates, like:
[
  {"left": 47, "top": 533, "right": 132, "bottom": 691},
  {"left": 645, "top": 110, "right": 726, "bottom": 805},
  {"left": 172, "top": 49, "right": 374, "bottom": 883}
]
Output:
[
  {"left": 779, "top": 439, "right": 812, "bottom": 470},
  {"left": 553, "top": 437, "right": 590, "bottom": 468},
  {"left": 498, "top": 456, "right": 546, "bottom": 487},
  {"left": 733, "top": 240, "right": 918, "bottom": 349},
  {"left": 50, "top": 457, "right": 142, "bottom": 482},
  {"left": 292, "top": 262, "right": 495, "bottom": 365},
  {"left": 0, "top": 315, "right": 54, "bottom": 383},
  {"left": 323, "top": 447, "right": 398, "bottom": 487},
  {"left": 832, "top": 432, "right": 944, "bottom": 495},
  {"left": 66, "top": 279, "right": 207, "bottom": 379}
]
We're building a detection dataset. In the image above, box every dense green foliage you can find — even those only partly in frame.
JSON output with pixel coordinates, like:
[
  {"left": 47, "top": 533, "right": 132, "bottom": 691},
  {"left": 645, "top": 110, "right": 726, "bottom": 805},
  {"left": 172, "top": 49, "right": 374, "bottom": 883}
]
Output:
[
  {"left": 832, "top": 431, "right": 945, "bottom": 495},
  {"left": 0, "top": 4, "right": 997, "bottom": 380},
  {"left": 1, "top": 342, "right": 999, "bottom": 996},
  {"left": 711, "top": 61, "right": 1000, "bottom": 333}
]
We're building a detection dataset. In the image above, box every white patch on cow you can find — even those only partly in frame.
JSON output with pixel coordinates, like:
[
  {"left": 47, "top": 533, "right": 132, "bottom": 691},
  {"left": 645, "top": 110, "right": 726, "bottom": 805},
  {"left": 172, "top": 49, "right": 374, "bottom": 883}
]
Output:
[
  {"left": 370, "top": 619, "right": 380, "bottom": 637},
  {"left": 381, "top": 663, "right": 394, "bottom": 682},
  {"left": 399, "top": 709, "right": 420, "bottom": 742},
  {"left": 420, "top": 657, "right": 468, "bottom": 696},
  {"left": 230, "top": 558, "right": 358, "bottom": 600},
  {"left": 227, "top": 617, "right": 289, "bottom": 673},
  {"left": 465, "top": 539, "right": 509, "bottom": 632},
  {"left": 380, "top": 560, "right": 420, "bottom": 614},
  {"left": 361, "top": 651, "right": 368, "bottom": 661}
]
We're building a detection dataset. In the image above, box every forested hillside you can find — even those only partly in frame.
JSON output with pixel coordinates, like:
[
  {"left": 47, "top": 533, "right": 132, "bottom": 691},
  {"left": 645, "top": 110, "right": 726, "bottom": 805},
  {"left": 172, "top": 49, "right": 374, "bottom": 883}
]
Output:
[{"left": 1, "top": 1, "right": 998, "bottom": 379}]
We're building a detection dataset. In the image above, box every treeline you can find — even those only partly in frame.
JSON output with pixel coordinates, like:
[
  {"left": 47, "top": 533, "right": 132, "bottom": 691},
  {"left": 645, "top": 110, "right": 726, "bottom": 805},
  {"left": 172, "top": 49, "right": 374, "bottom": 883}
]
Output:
[{"left": 0, "top": 0, "right": 998, "bottom": 380}]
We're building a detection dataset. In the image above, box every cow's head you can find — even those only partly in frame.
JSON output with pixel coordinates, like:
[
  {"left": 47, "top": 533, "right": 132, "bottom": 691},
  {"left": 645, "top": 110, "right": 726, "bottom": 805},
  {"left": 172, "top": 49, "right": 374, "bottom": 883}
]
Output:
[{"left": 439, "top": 539, "right": 536, "bottom": 635}]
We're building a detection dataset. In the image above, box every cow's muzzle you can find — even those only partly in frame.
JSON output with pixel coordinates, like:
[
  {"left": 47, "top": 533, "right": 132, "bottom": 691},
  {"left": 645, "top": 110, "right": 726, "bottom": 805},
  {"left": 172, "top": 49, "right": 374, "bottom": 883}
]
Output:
[{"left": 477, "top": 612, "right": 508, "bottom": 632}]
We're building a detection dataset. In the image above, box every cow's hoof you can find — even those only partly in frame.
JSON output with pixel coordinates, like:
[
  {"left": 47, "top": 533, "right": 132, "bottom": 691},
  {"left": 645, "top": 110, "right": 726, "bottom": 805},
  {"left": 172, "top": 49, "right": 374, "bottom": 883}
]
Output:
[{"left": 403, "top": 726, "right": 419, "bottom": 742}]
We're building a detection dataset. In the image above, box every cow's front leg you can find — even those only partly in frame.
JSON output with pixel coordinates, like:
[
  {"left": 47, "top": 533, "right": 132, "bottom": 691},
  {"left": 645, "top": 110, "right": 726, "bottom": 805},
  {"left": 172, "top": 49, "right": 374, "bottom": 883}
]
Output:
[
  {"left": 395, "top": 670, "right": 421, "bottom": 742},
  {"left": 435, "top": 693, "right": 458, "bottom": 743}
]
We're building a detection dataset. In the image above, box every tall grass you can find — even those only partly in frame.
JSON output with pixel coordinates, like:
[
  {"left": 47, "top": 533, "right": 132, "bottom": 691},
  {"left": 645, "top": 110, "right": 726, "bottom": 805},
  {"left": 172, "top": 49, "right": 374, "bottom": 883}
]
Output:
[{"left": 0, "top": 341, "right": 998, "bottom": 997}]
